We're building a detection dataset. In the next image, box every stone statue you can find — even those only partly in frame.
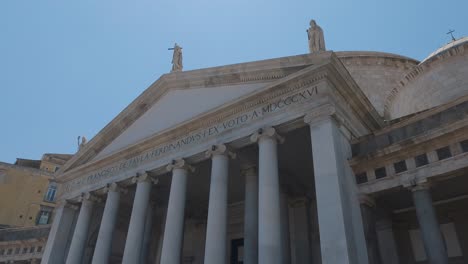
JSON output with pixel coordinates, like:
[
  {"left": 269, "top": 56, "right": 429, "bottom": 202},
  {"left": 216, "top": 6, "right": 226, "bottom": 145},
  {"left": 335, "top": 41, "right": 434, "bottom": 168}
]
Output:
[
  {"left": 307, "top": 19, "right": 326, "bottom": 53},
  {"left": 170, "top": 43, "right": 183, "bottom": 72},
  {"left": 78, "top": 136, "right": 87, "bottom": 150}
]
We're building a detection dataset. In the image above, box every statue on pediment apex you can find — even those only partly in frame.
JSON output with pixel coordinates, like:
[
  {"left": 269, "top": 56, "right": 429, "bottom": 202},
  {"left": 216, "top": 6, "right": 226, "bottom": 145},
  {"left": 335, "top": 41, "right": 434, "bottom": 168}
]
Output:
[
  {"left": 307, "top": 19, "right": 326, "bottom": 53},
  {"left": 169, "top": 43, "right": 183, "bottom": 72}
]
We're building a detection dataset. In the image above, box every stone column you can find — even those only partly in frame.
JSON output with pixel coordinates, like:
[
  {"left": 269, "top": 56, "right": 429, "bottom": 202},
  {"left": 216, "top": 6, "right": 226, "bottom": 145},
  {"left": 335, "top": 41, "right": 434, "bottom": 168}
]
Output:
[
  {"left": 160, "top": 159, "right": 193, "bottom": 264},
  {"left": 242, "top": 165, "right": 258, "bottom": 264},
  {"left": 360, "top": 195, "right": 381, "bottom": 264},
  {"left": 411, "top": 183, "right": 448, "bottom": 264},
  {"left": 204, "top": 144, "right": 235, "bottom": 264},
  {"left": 289, "top": 199, "right": 312, "bottom": 264},
  {"left": 251, "top": 127, "right": 284, "bottom": 264},
  {"left": 305, "top": 108, "right": 369, "bottom": 264},
  {"left": 280, "top": 190, "right": 291, "bottom": 264},
  {"left": 140, "top": 203, "right": 154, "bottom": 264},
  {"left": 376, "top": 218, "right": 400, "bottom": 264},
  {"left": 452, "top": 212, "right": 468, "bottom": 263},
  {"left": 122, "top": 173, "right": 155, "bottom": 264},
  {"left": 66, "top": 193, "right": 97, "bottom": 264},
  {"left": 91, "top": 183, "right": 124, "bottom": 264},
  {"left": 41, "top": 201, "right": 77, "bottom": 264}
]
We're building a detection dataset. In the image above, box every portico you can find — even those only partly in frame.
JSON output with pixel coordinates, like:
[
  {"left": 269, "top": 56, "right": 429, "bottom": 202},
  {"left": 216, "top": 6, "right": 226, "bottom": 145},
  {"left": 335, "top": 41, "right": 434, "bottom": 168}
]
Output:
[{"left": 38, "top": 52, "right": 377, "bottom": 264}]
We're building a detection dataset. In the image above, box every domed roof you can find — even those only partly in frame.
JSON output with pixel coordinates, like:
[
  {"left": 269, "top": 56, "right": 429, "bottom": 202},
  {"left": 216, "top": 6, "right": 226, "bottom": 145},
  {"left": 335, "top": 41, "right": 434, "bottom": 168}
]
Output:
[
  {"left": 385, "top": 36, "right": 468, "bottom": 119},
  {"left": 421, "top": 36, "right": 468, "bottom": 63}
]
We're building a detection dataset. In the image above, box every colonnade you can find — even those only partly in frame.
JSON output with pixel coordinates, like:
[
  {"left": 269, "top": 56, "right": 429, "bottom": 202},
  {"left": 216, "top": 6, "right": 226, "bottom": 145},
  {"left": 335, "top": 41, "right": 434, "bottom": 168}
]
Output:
[{"left": 43, "top": 114, "right": 449, "bottom": 264}]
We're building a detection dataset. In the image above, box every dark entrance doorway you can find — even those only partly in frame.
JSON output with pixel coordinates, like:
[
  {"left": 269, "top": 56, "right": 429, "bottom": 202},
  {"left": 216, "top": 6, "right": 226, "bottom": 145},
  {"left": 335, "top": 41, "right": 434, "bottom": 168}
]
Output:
[{"left": 230, "top": 238, "right": 244, "bottom": 264}]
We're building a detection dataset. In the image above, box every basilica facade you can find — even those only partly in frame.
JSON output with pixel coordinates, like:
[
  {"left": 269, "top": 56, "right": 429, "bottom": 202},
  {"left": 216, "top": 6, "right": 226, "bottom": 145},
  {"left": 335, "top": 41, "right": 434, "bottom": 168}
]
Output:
[{"left": 41, "top": 35, "right": 468, "bottom": 264}]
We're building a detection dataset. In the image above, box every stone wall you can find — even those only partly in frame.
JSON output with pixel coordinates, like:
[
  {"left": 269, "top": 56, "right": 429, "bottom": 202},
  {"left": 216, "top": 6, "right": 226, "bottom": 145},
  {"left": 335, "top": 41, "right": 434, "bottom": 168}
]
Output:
[{"left": 337, "top": 51, "right": 418, "bottom": 117}]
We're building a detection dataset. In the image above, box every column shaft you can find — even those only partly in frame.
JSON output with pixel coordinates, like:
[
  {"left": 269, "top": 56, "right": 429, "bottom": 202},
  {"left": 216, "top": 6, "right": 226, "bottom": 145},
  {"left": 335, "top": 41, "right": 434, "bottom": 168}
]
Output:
[
  {"left": 140, "top": 203, "right": 154, "bottom": 264},
  {"left": 308, "top": 117, "right": 368, "bottom": 264},
  {"left": 91, "top": 187, "right": 120, "bottom": 264},
  {"left": 412, "top": 187, "right": 448, "bottom": 264},
  {"left": 243, "top": 168, "right": 258, "bottom": 264},
  {"left": 258, "top": 136, "right": 282, "bottom": 264},
  {"left": 376, "top": 219, "right": 400, "bottom": 264},
  {"left": 122, "top": 179, "right": 152, "bottom": 264},
  {"left": 360, "top": 202, "right": 381, "bottom": 264},
  {"left": 41, "top": 202, "right": 76, "bottom": 264},
  {"left": 204, "top": 154, "right": 229, "bottom": 264},
  {"left": 160, "top": 168, "right": 188, "bottom": 264},
  {"left": 280, "top": 191, "right": 291, "bottom": 264},
  {"left": 66, "top": 198, "right": 94, "bottom": 264}
]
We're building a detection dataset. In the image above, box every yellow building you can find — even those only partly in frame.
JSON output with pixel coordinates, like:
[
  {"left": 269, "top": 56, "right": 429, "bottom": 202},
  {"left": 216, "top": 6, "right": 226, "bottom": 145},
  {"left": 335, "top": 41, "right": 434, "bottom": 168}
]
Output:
[{"left": 0, "top": 154, "right": 72, "bottom": 228}]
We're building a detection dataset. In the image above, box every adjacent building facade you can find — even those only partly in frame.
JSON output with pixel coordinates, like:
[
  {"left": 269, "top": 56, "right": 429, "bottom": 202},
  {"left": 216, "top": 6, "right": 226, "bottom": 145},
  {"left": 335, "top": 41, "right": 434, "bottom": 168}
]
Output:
[
  {"left": 0, "top": 154, "right": 72, "bottom": 263},
  {"left": 41, "top": 36, "right": 468, "bottom": 264}
]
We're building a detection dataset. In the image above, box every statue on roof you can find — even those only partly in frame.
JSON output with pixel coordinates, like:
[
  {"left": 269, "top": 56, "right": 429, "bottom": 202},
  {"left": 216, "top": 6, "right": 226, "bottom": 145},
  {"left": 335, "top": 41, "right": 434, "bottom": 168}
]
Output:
[
  {"left": 78, "top": 136, "right": 87, "bottom": 150},
  {"left": 169, "top": 43, "right": 183, "bottom": 72},
  {"left": 307, "top": 19, "right": 326, "bottom": 53}
]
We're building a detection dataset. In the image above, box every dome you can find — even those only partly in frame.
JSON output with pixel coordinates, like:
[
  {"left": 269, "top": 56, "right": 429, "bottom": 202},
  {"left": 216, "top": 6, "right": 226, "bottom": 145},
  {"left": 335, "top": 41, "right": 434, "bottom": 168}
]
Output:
[
  {"left": 385, "top": 36, "right": 468, "bottom": 119},
  {"left": 336, "top": 51, "right": 418, "bottom": 116},
  {"left": 422, "top": 36, "right": 468, "bottom": 63}
]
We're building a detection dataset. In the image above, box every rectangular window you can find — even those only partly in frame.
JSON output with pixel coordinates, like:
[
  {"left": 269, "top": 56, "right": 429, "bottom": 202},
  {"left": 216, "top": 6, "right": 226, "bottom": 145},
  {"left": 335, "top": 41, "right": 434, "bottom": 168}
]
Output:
[
  {"left": 436, "top": 146, "right": 452, "bottom": 160},
  {"left": 394, "top": 160, "right": 407, "bottom": 173},
  {"left": 37, "top": 210, "right": 51, "bottom": 225},
  {"left": 37, "top": 246, "right": 42, "bottom": 252},
  {"left": 355, "top": 172, "right": 368, "bottom": 184},
  {"left": 29, "top": 247, "right": 35, "bottom": 253},
  {"left": 375, "top": 167, "right": 387, "bottom": 179},
  {"left": 0, "top": 249, "right": 4, "bottom": 255},
  {"left": 415, "top": 154, "right": 429, "bottom": 167},
  {"left": 7, "top": 249, "right": 12, "bottom": 255},
  {"left": 22, "top": 247, "right": 27, "bottom": 254},
  {"left": 460, "top": 140, "right": 468, "bottom": 153},
  {"left": 15, "top": 247, "right": 20, "bottom": 254},
  {"left": 44, "top": 183, "right": 57, "bottom": 202}
]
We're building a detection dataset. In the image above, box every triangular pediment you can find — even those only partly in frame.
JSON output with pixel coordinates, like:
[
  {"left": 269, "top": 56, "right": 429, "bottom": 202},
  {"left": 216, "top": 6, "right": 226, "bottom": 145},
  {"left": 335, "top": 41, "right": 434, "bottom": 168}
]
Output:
[
  {"left": 59, "top": 54, "right": 321, "bottom": 173},
  {"left": 93, "top": 83, "right": 267, "bottom": 160},
  {"left": 59, "top": 52, "right": 384, "bottom": 175}
]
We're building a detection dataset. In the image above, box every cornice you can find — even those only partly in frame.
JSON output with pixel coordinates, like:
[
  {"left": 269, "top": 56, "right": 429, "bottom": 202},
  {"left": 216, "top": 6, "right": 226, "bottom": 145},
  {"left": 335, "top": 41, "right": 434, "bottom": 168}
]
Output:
[
  {"left": 0, "top": 162, "right": 53, "bottom": 177},
  {"left": 349, "top": 119, "right": 468, "bottom": 166},
  {"left": 337, "top": 52, "right": 418, "bottom": 70},
  {"left": 335, "top": 51, "right": 418, "bottom": 63},
  {"left": 326, "top": 54, "right": 384, "bottom": 130},
  {"left": 376, "top": 94, "right": 468, "bottom": 136}
]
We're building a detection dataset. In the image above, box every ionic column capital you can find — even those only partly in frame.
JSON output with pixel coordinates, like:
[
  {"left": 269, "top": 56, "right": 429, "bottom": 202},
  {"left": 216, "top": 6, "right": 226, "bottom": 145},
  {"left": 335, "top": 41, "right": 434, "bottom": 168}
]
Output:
[
  {"left": 104, "top": 182, "right": 128, "bottom": 194},
  {"left": 250, "top": 127, "right": 284, "bottom": 144},
  {"left": 78, "top": 192, "right": 101, "bottom": 203},
  {"left": 359, "top": 194, "right": 376, "bottom": 208},
  {"left": 410, "top": 182, "right": 432, "bottom": 192},
  {"left": 131, "top": 172, "right": 158, "bottom": 185},
  {"left": 61, "top": 200, "right": 79, "bottom": 210},
  {"left": 402, "top": 177, "right": 431, "bottom": 191},
  {"left": 205, "top": 144, "right": 236, "bottom": 159},
  {"left": 240, "top": 164, "right": 257, "bottom": 177},
  {"left": 304, "top": 104, "right": 337, "bottom": 127},
  {"left": 166, "top": 159, "right": 195, "bottom": 172}
]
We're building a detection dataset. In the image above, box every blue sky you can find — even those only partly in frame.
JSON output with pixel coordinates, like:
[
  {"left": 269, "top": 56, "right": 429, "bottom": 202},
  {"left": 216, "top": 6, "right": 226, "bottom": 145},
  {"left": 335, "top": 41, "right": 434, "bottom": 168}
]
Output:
[{"left": 1, "top": 0, "right": 467, "bottom": 163}]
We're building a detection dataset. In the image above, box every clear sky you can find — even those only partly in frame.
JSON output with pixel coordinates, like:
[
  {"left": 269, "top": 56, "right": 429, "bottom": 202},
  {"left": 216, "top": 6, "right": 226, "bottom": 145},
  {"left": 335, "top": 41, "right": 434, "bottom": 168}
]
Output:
[{"left": 1, "top": 0, "right": 467, "bottom": 163}]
